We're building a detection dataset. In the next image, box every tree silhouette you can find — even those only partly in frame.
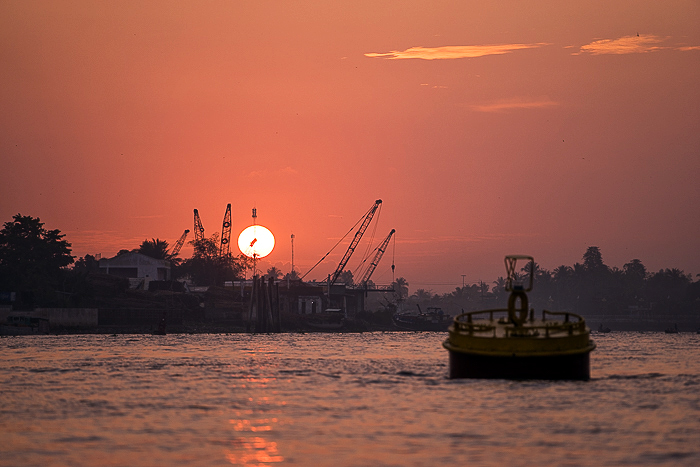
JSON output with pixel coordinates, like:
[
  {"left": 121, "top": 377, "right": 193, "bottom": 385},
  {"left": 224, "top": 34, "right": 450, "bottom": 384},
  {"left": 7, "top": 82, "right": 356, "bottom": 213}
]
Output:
[
  {"left": 74, "top": 254, "right": 100, "bottom": 272},
  {"left": 392, "top": 277, "right": 409, "bottom": 300},
  {"left": 177, "top": 233, "right": 246, "bottom": 286},
  {"left": 139, "top": 238, "right": 171, "bottom": 260},
  {"left": 266, "top": 266, "right": 283, "bottom": 280},
  {"left": 412, "top": 288, "right": 433, "bottom": 300},
  {"left": 283, "top": 269, "right": 300, "bottom": 281},
  {"left": 0, "top": 214, "right": 73, "bottom": 306}
]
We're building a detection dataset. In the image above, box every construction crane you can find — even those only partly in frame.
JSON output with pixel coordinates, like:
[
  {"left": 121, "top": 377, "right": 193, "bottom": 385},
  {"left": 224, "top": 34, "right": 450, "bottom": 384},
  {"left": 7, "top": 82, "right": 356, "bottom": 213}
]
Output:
[
  {"left": 193, "top": 209, "right": 205, "bottom": 243},
  {"left": 220, "top": 203, "right": 232, "bottom": 258},
  {"left": 357, "top": 229, "right": 395, "bottom": 288},
  {"left": 329, "top": 199, "right": 382, "bottom": 287},
  {"left": 170, "top": 229, "right": 190, "bottom": 256}
]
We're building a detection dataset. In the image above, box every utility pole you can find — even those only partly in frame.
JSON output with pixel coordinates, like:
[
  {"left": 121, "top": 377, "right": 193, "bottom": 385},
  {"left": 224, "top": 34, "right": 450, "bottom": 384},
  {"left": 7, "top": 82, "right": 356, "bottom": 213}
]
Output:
[
  {"left": 291, "top": 233, "right": 295, "bottom": 276},
  {"left": 462, "top": 274, "right": 466, "bottom": 289},
  {"left": 251, "top": 208, "right": 257, "bottom": 277}
]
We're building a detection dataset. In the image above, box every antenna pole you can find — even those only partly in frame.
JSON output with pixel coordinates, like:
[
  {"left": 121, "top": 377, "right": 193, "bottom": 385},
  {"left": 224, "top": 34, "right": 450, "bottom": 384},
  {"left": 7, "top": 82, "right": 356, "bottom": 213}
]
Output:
[
  {"left": 252, "top": 208, "right": 257, "bottom": 276},
  {"left": 291, "top": 234, "right": 295, "bottom": 276}
]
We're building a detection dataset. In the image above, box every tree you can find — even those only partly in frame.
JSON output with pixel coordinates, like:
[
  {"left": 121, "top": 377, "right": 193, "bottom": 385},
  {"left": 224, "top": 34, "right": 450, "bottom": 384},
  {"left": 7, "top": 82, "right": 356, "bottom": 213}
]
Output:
[
  {"left": 74, "top": 254, "right": 100, "bottom": 273},
  {"left": 177, "top": 233, "right": 246, "bottom": 286},
  {"left": 392, "top": 277, "right": 409, "bottom": 300},
  {"left": 191, "top": 233, "right": 220, "bottom": 260},
  {"left": 337, "top": 270, "right": 354, "bottom": 285},
  {"left": 283, "top": 269, "right": 300, "bottom": 281},
  {"left": 265, "top": 266, "right": 283, "bottom": 280},
  {"left": 411, "top": 288, "right": 433, "bottom": 300},
  {"left": 623, "top": 259, "right": 647, "bottom": 279},
  {"left": 0, "top": 214, "right": 74, "bottom": 304},
  {"left": 139, "top": 238, "right": 170, "bottom": 260},
  {"left": 582, "top": 246, "right": 607, "bottom": 274},
  {"left": 622, "top": 259, "right": 647, "bottom": 299}
]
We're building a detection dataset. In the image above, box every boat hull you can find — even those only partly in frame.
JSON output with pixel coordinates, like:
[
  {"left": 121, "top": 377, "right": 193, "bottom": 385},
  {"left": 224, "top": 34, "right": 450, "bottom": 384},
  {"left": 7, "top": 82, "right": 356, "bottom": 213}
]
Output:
[{"left": 445, "top": 346, "right": 593, "bottom": 380}]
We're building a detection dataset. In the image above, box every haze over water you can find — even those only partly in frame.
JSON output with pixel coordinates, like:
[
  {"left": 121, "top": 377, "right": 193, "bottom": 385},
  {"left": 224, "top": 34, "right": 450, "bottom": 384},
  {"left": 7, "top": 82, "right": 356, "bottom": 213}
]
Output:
[{"left": 2, "top": 332, "right": 699, "bottom": 466}]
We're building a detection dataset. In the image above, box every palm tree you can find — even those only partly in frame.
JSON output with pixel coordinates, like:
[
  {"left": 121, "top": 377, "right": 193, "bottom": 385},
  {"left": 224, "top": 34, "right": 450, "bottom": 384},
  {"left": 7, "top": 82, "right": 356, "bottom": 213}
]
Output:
[
  {"left": 139, "top": 238, "right": 170, "bottom": 260},
  {"left": 412, "top": 288, "right": 432, "bottom": 300},
  {"left": 392, "top": 277, "right": 409, "bottom": 300},
  {"left": 266, "top": 266, "right": 283, "bottom": 280}
]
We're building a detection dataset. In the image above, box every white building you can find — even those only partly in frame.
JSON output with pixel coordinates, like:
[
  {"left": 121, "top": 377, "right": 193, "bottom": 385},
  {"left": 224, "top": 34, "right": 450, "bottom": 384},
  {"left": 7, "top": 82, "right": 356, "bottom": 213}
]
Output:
[{"left": 99, "top": 252, "right": 171, "bottom": 287}]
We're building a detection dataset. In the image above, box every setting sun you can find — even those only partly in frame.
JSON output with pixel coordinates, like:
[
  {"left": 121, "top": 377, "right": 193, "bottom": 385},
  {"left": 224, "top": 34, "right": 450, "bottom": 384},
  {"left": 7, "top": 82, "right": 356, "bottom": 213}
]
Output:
[{"left": 238, "top": 225, "right": 275, "bottom": 259}]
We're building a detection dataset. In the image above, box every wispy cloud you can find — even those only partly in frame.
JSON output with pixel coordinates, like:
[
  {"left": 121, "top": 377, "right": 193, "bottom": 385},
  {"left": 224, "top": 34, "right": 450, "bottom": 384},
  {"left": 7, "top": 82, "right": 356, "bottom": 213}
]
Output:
[
  {"left": 397, "top": 233, "right": 532, "bottom": 245},
  {"left": 365, "top": 43, "right": 548, "bottom": 60},
  {"left": 578, "top": 34, "right": 665, "bottom": 55},
  {"left": 470, "top": 98, "right": 559, "bottom": 113},
  {"left": 677, "top": 45, "right": 700, "bottom": 51},
  {"left": 66, "top": 230, "right": 149, "bottom": 256}
]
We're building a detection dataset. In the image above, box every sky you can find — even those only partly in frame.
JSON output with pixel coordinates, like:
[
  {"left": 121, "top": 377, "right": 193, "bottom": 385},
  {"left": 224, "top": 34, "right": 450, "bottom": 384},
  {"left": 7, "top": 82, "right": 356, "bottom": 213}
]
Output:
[{"left": 2, "top": 1, "right": 699, "bottom": 293}]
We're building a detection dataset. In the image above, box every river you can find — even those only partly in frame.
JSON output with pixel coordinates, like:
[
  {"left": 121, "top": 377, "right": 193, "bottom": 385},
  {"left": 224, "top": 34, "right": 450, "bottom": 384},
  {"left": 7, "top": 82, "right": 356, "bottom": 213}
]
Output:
[{"left": 1, "top": 331, "right": 698, "bottom": 466}]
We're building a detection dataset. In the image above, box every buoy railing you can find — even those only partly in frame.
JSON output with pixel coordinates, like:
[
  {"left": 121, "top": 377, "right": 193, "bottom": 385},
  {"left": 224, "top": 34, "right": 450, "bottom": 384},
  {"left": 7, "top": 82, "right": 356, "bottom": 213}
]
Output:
[{"left": 453, "top": 309, "right": 588, "bottom": 337}]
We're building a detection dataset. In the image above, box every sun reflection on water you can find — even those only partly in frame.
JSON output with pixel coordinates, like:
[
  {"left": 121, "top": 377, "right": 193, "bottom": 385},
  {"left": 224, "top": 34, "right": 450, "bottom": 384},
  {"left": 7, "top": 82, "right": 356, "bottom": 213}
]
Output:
[
  {"left": 225, "top": 378, "right": 285, "bottom": 466},
  {"left": 225, "top": 436, "right": 284, "bottom": 465}
]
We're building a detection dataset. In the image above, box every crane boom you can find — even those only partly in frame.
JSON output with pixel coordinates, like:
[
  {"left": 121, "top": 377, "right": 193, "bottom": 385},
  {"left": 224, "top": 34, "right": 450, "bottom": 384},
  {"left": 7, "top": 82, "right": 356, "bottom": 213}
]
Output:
[
  {"left": 170, "top": 229, "right": 189, "bottom": 256},
  {"left": 220, "top": 203, "right": 232, "bottom": 258},
  {"left": 193, "top": 209, "right": 205, "bottom": 243},
  {"left": 358, "top": 229, "right": 395, "bottom": 287},
  {"left": 330, "top": 199, "right": 382, "bottom": 286}
]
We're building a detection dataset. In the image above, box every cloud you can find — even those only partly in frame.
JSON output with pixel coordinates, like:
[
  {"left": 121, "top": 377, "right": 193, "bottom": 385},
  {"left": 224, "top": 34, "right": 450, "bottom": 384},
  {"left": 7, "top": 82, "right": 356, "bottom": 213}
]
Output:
[
  {"left": 398, "top": 233, "right": 531, "bottom": 245},
  {"left": 470, "top": 98, "right": 559, "bottom": 113},
  {"left": 676, "top": 45, "right": 700, "bottom": 51},
  {"left": 277, "top": 166, "right": 298, "bottom": 175},
  {"left": 365, "top": 43, "right": 547, "bottom": 60},
  {"left": 66, "top": 230, "right": 148, "bottom": 256},
  {"left": 578, "top": 34, "right": 665, "bottom": 55}
]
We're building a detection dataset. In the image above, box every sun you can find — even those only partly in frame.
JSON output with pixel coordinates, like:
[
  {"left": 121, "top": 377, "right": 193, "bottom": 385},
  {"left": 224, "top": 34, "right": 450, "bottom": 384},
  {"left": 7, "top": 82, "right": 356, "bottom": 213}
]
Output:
[{"left": 237, "top": 224, "right": 275, "bottom": 258}]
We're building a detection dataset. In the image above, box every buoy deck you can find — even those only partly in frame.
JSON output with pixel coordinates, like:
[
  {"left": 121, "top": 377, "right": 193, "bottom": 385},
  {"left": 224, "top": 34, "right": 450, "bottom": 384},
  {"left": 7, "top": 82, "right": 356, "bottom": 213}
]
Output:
[{"left": 443, "top": 308, "right": 596, "bottom": 380}]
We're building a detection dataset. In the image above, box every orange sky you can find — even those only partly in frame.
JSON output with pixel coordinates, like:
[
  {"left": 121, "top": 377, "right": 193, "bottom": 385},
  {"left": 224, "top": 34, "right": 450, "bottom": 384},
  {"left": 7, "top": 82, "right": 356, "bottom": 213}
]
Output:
[{"left": 2, "top": 1, "right": 699, "bottom": 293}]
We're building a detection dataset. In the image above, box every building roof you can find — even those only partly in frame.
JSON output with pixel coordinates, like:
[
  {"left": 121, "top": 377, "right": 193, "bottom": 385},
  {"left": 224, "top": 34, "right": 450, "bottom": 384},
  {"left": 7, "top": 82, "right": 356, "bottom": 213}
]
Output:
[{"left": 99, "top": 251, "right": 171, "bottom": 268}]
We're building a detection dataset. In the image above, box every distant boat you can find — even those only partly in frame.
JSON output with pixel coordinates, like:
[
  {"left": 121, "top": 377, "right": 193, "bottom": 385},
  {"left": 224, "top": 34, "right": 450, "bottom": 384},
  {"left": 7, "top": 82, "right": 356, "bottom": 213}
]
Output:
[
  {"left": 598, "top": 324, "right": 611, "bottom": 333},
  {"left": 393, "top": 306, "right": 451, "bottom": 331},
  {"left": 664, "top": 324, "right": 679, "bottom": 334}
]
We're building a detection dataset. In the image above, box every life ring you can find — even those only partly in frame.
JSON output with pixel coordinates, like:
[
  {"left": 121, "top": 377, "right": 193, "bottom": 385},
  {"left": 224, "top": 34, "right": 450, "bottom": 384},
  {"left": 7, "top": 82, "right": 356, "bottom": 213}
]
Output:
[{"left": 508, "top": 291, "right": 529, "bottom": 325}]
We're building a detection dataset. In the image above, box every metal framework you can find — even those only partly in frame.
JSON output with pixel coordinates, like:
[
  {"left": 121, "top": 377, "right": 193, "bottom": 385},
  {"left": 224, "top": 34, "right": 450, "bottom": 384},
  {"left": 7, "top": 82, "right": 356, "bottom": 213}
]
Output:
[
  {"left": 330, "top": 199, "right": 382, "bottom": 287},
  {"left": 358, "top": 229, "right": 395, "bottom": 287},
  {"left": 193, "top": 209, "right": 205, "bottom": 243},
  {"left": 220, "top": 203, "right": 232, "bottom": 258},
  {"left": 504, "top": 255, "right": 534, "bottom": 292},
  {"left": 170, "top": 229, "right": 189, "bottom": 256}
]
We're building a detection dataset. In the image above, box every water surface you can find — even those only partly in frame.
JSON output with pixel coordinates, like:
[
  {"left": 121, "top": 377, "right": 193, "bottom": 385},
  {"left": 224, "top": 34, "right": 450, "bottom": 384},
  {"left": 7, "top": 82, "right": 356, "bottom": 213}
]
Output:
[{"left": 1, "top": 332, "right": 698, "bottom": 466}]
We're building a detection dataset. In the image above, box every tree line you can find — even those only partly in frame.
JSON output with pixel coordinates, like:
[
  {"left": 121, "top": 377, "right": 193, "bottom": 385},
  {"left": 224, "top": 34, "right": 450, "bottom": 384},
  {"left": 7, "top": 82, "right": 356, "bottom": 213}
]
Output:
[
  {"left": 1, "top": 214, "right": 698, "bottom": 317},
  {"left": 392, "top": 247, "right": 700, "bottom": 319}
]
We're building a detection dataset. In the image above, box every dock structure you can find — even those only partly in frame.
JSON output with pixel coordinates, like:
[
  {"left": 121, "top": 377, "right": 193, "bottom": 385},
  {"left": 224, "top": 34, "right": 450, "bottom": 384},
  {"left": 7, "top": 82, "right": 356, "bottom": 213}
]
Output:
[{"left": 247, "top": 276, "right": 281, "bottom": 333}]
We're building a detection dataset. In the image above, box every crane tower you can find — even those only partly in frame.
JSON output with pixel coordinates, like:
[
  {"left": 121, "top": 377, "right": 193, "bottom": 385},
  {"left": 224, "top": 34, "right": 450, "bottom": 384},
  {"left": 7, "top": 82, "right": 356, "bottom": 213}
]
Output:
[
  {"left": 220, "top": 203, "right": 232, "bottom": 258},
  {"left": 330, "top": 199, "right": 382, "bottom": 287},
  {"left": 193, "top": 209, "right": 205, "bottom": 243},
  {"left": 358, "top": 229, "right": 395, "bottom": 287},
  {"left": 170, "top": 229, "right": 190, "bottom": 256}
]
